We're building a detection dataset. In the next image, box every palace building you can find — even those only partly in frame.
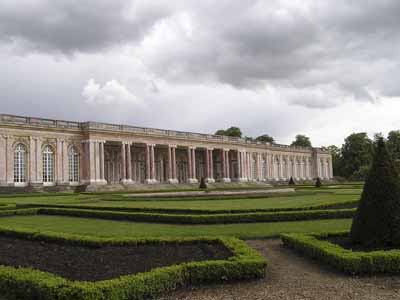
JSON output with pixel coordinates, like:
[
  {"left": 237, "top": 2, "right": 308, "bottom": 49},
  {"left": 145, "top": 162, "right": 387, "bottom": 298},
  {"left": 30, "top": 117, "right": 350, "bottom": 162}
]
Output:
[{"left": 0, "top": 114, "right": 333, "bottom": 190}]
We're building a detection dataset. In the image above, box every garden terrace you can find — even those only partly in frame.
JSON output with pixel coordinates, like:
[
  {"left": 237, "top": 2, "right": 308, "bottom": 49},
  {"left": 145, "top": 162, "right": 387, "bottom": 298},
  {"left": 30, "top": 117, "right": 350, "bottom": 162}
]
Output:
[
  {"left": 281, "top": 231, "right": 400, "bottom": 274},
  {"left": 0, "top": 229, "right": 266, "bottom": 300}
]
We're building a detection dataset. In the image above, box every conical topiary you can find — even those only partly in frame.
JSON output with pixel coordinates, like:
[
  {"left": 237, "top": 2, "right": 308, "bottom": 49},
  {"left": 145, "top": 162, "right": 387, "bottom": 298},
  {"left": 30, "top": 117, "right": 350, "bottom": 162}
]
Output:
[
  {"left": 288, "top": 177, "right": 295, "bottom": 185},
  {"left": 350, "top": 138, "right": 400, "bottom": 248},
  {"left": 315, "top": 177, "right": 322, "bottom": 188},
  {"left": 199, "top": 177, "right": 207, "bottom": 189}
]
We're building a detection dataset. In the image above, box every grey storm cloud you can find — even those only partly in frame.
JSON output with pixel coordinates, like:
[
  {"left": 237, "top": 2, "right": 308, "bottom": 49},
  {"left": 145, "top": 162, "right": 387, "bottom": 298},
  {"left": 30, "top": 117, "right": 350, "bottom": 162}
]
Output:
[
  {"left": 0, "top": 0, "right": 172, "bottom": 53},
  {"left": 1, "top": 0, "right": 400, "bottom": 142}
]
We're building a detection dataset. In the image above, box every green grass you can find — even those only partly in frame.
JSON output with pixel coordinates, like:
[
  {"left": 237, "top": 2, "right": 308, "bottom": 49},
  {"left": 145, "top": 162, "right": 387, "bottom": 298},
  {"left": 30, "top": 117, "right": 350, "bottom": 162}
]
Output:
[
  {"left": 76, "top": 192, "right": 360, "bottom": 211},
  {"left": 0, "top": 215, "right": 352, "bottom": 239}
]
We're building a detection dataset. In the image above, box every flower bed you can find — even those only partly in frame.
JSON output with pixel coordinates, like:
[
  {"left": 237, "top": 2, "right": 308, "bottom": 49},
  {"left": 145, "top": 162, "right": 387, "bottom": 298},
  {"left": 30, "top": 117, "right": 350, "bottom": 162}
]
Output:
[
  {"left": 281, "top": 231, "right": 400, "bottom": 274},
  {"left": 0, "top": 228, "right": 266, "bottom": 300}
]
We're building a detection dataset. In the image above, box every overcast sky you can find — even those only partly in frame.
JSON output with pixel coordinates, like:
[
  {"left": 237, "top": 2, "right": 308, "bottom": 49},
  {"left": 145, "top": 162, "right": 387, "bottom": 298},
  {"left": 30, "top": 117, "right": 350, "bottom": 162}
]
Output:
[{"left": 1, "top": 0, "right": 400, "bottom": 147}]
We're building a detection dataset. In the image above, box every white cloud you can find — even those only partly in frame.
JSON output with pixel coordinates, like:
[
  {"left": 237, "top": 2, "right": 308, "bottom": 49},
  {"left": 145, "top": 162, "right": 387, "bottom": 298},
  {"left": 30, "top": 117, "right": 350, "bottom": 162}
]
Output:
[{"left": 82, "top": 79, "right": 141, "bottom": 105}]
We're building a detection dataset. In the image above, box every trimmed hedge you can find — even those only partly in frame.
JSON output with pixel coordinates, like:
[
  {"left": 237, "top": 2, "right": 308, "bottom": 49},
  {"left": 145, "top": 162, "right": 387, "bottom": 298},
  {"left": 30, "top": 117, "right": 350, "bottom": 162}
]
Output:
[
  {"left": 0, "top": 203, "right": 17, "bottom": 210},
  {"left": 36, "top": 207, "right": 355, "bottom": 224},
  {"left": 19, "top": 198, "right": 359, "bottom": 215},
  {"left": 281, "top": 231, "right": 400, "bottom": 274},
  {"left": 0, "top": 208, "right": 38, "bottom": 217},
  {"left": 0, "top": 228, "right": 266, "bottom": 300}
]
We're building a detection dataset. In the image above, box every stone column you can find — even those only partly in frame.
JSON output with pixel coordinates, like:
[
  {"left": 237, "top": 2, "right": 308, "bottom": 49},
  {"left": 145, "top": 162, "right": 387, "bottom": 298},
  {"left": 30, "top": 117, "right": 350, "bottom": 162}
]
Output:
[
  {"left": 172, "top": 146, "right": 177, "bottom": 182},
  {"left": 0, "top": 135, "right": 6, "bottom": 185},
  {"left": 221, "top": 149, "right": 231, "bottom": 182},
  {"left": 187, "top": 147, "right": 197, "bottom": 183},
  {"left": 167, "top": 145, "right": 173, "bottom": 183},
  {"left": 151, "top": 145, "right": 158, "bottom": 183},
  {"left": 121, "top": 142, "right": 127, "bottom": 183},
  {"left": 328, "top": 158, "right": 333, "bottom": 179},
  {"left": 56, "top": 139, "right": 63, "bottom": 185},
  {"left": 191, "top": 148, "right": 197, "bottom": 182},
  {"left": 122, "top": 142, "right": 133, "bottom": 184},
  {"left": 145, "top": 144, "right": 151, "bottom": 184},
  {"left": 205, "top": 148, "right": 215, "bottom": 183},
  {"left": 5, "top": 136, "right": 14, "bottom": 185},
  {"left": 99, "top": 141, "right": 106, "bottom": 184},
  {"left": 236, "top": 150, "right": 241, "bottom": 180},
  {"left": 225, "top": 150, "right": 230, "bottom": 181}
]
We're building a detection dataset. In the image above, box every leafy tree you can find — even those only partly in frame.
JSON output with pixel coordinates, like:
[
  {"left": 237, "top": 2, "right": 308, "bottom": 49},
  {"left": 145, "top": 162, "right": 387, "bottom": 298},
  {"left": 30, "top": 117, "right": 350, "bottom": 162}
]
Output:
[
  {"left": 387, "top": 130, "right": 400, "bottom": 160},
  {"left": 327, "top": 145, "right": 344, "bottom": 176},
  {"left": 215, "top": 126, "right": 242, "bottom": 138},
  {"left": 291, "top": 134, "right": 312, "bottom": 147},
  {"left": 350, "top": 138, "right": 400, "bottom": 248},
  {"left": 256, "top": 134, "right": 275, "bottom": 144},
  {"left": 341, "top": 133, "right": 373, "bottom": 179}
]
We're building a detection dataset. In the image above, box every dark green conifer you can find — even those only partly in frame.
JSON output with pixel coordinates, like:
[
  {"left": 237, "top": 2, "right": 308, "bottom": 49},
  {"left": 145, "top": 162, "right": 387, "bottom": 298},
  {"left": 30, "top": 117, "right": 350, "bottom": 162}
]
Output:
[
  {"left": 199, "top": 177, "right": 207, "bottom": 189},
  {"left": 315, "top": 177, "right": 322, "bottom": 188},
  {"left": 288, "top": 177, "right": 295, "bottom": 185},
  {"left": 350, "top": 138, "right": 400, "bottom": 247}
]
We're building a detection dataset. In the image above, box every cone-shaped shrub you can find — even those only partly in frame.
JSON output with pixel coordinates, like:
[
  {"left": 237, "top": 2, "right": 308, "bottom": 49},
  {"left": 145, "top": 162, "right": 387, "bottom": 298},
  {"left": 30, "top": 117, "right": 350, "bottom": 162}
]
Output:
[
  {"left": 288, "top": 177, "right": 295, "bottom": 185},
  {"left": 350, "top": 138, "right": 400, "bottom": 248},
  {"left": 315, "top": 177, "right": 322, "bottom": 188},
  {"left": 199, "top": 177, "right": 207, "bottom": 189}
]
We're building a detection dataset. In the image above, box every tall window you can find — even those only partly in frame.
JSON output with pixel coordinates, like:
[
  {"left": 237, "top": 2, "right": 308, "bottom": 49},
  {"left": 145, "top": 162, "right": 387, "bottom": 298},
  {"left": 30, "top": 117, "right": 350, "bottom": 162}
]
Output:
[
  {"left": 69, "top": 147, "right": 80, "bottom": 182},
  {"left": 14, "top": 144, "right": 26, "bottom": 183},
  {"left": 43, "top": 145, "right": 54, "bottom": 183}
]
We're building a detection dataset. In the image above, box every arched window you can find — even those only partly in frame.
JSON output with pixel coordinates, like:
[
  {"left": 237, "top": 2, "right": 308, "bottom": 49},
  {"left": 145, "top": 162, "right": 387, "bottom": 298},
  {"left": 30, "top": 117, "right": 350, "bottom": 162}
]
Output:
[
  {"left": 43, "top": 145, "right": 54, "bottom": 183},
  {"left": 14, "top": 144, "right": 26, "bottom": 183},
  {"left": 69, "top": 147, "right": 80, "bottom": 182}
]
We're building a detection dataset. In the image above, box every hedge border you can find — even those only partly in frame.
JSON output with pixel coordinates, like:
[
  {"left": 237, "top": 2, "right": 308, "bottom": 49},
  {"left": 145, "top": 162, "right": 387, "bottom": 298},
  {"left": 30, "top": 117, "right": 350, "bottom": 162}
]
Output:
[
  {"left": 34, "top": 207, "right": 355, "bottom": 224},
  {"left": 0, "top": 228, "right": 266, "bottom": 300},
  {"left": 0, "top": 207, "right": 355, "bottom": 224},
  {"left": 19, "top": 198, "right": 359, "bottom": 215},
  {"left": 281, "top": 231, "right": 400, "bottom": 274}
]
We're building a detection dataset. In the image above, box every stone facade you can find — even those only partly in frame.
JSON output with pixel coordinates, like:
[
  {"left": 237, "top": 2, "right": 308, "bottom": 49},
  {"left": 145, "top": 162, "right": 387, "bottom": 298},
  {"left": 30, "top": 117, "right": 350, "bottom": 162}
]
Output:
[{"left": 0, "top": 114, "right": 333, "bottom": 188}]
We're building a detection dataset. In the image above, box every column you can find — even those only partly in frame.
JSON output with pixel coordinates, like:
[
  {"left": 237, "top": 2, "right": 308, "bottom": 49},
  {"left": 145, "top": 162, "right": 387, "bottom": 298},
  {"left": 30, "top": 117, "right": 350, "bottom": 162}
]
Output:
[
  {"left": 236, "top": 150, "right": 241, "bottom": 180},
  {"left": 187, "top": 147, "right": 197, "bottom": 183},
  {"left": 99, "top": 141, "right": 106, "bottom": 184},
  {"left": 329, "top": 158, "right": 333, "bottom": 179},
  {"left": 205, "top": 148, "right": 215, "bottom": 183},
  {"left": 123, "top": 142, "right": 133, "bottom": 184},
  {"left": 121, "top": 142, "right": 127, "bottom": 183},
  {"left": 151, "top": 145, "right": 157, "bottom": 183},
  {"left": 5, "top": 136, "right": 14, "bottom": 185},
  {"left": 187, "top": 147, "right": 192, "bottom": 181},
  {"left": 0, "top": 135, "right": 6, "bottom": 185},
  {"left": 172, "top": 146, "right": 177, "bottom": 182},
  {"left": 167, "top": 145, "right": 173, "bottom": 182},
  {"left": 56, "top": 139, "right": 63, "bottom": 184},
  {"left": 225, "top": 150, "right": 230, "bottom": 181},
  {"left": 145, "top": 144, "right": 151, "bottom": 183},
  {"left": 221, "top": 149, "right": 231, "bottom": 182},
  {"left": 191, "top": 148, "right": 197, "bottom": 182}
]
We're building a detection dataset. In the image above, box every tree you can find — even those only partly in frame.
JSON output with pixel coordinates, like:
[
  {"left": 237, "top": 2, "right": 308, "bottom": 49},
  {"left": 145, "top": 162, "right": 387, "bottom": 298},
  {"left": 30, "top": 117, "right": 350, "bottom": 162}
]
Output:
[
  {"left": 327, "top": 145, "right": 343, "bottom": 176},
  {"left": 215, "top": 126, "right": 242, "bottom": 138},
  {"left": 350, "top": 138, "right": 400, "bottom": 248},
  {"left": 341, "top": 133, "right": 373, "bottom": 179},
  {"left": 291, "top": 135, "right": 312, "bottom": 147},
  {"left": 315, "top": 177, "right": 322, "bottom": 187},
  {"left": 288, "top": 177, "right": 295, "bottom": 185},
  {"left": 256, "top": 134, "right": 275, "bottom": 144},
  {"left": 387, "top": 130, "right": 400, "bottom": 160},
  {"left": 199, "top": 177, "right": 207, "bottom": 189}
]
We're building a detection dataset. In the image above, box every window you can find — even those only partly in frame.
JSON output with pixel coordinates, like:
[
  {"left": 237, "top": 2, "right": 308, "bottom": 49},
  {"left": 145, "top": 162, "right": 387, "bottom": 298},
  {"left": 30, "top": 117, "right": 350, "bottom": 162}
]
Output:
[
  {"left": 69, "top": 147, "right": 80, "bottom": 182},
  {"left": 43, "top": 145, "right": 54, "bottom": 183},
  {"left": 14, "top": 144, "right": 26, "bottom": 183}
]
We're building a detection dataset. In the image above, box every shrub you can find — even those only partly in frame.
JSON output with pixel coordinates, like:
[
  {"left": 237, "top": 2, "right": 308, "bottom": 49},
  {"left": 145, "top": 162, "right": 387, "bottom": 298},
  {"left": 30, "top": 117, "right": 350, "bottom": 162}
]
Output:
[
  {"left": 315, "top": 177, "right": 322, "bottom": 188},
  {"left": 288, "top": 177, "right": 295, "bottom": 185},
  {"left": 199, "top": 177, "right": 207, "bottom": 189},
  {"left": 0, "top": 229, "right": 267, "bottom": 300},
  {"left": 351, "top": 138, "right": 400, "bottom": 248},
  {"left": 37, "top": 207, "right": 356, "bottom": 224},
  {"left": 282, "top": 231, "right": 400, "bottom": 274}
]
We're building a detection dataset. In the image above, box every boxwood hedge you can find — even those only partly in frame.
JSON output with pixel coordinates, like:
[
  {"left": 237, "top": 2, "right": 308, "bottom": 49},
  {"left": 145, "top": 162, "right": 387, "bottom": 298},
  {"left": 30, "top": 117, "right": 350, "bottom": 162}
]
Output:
[
  {"left": 0, "top": 228, "right": 266, "bottom": 300},
  {"left": 281, "top": 231, "right": 400, "bottom": 274},
  {"left": 36, "top": 207, "right": 355, "bottom": 224}
]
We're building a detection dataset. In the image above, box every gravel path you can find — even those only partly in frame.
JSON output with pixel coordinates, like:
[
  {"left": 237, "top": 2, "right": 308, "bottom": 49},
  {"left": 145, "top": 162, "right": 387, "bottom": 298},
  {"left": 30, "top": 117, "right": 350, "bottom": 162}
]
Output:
[{"left": 161, "top": 239, "right": 400, "bottom": 300}]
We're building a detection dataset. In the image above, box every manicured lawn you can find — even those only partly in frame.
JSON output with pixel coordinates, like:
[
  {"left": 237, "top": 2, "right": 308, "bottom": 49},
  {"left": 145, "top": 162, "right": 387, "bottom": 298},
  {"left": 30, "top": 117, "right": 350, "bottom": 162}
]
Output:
[
  {"left": 0, "top": 215, "right": 352, "bottom": 239},
  {"left": 77, "top": 192, "right": 360, "bottom": 211}
]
